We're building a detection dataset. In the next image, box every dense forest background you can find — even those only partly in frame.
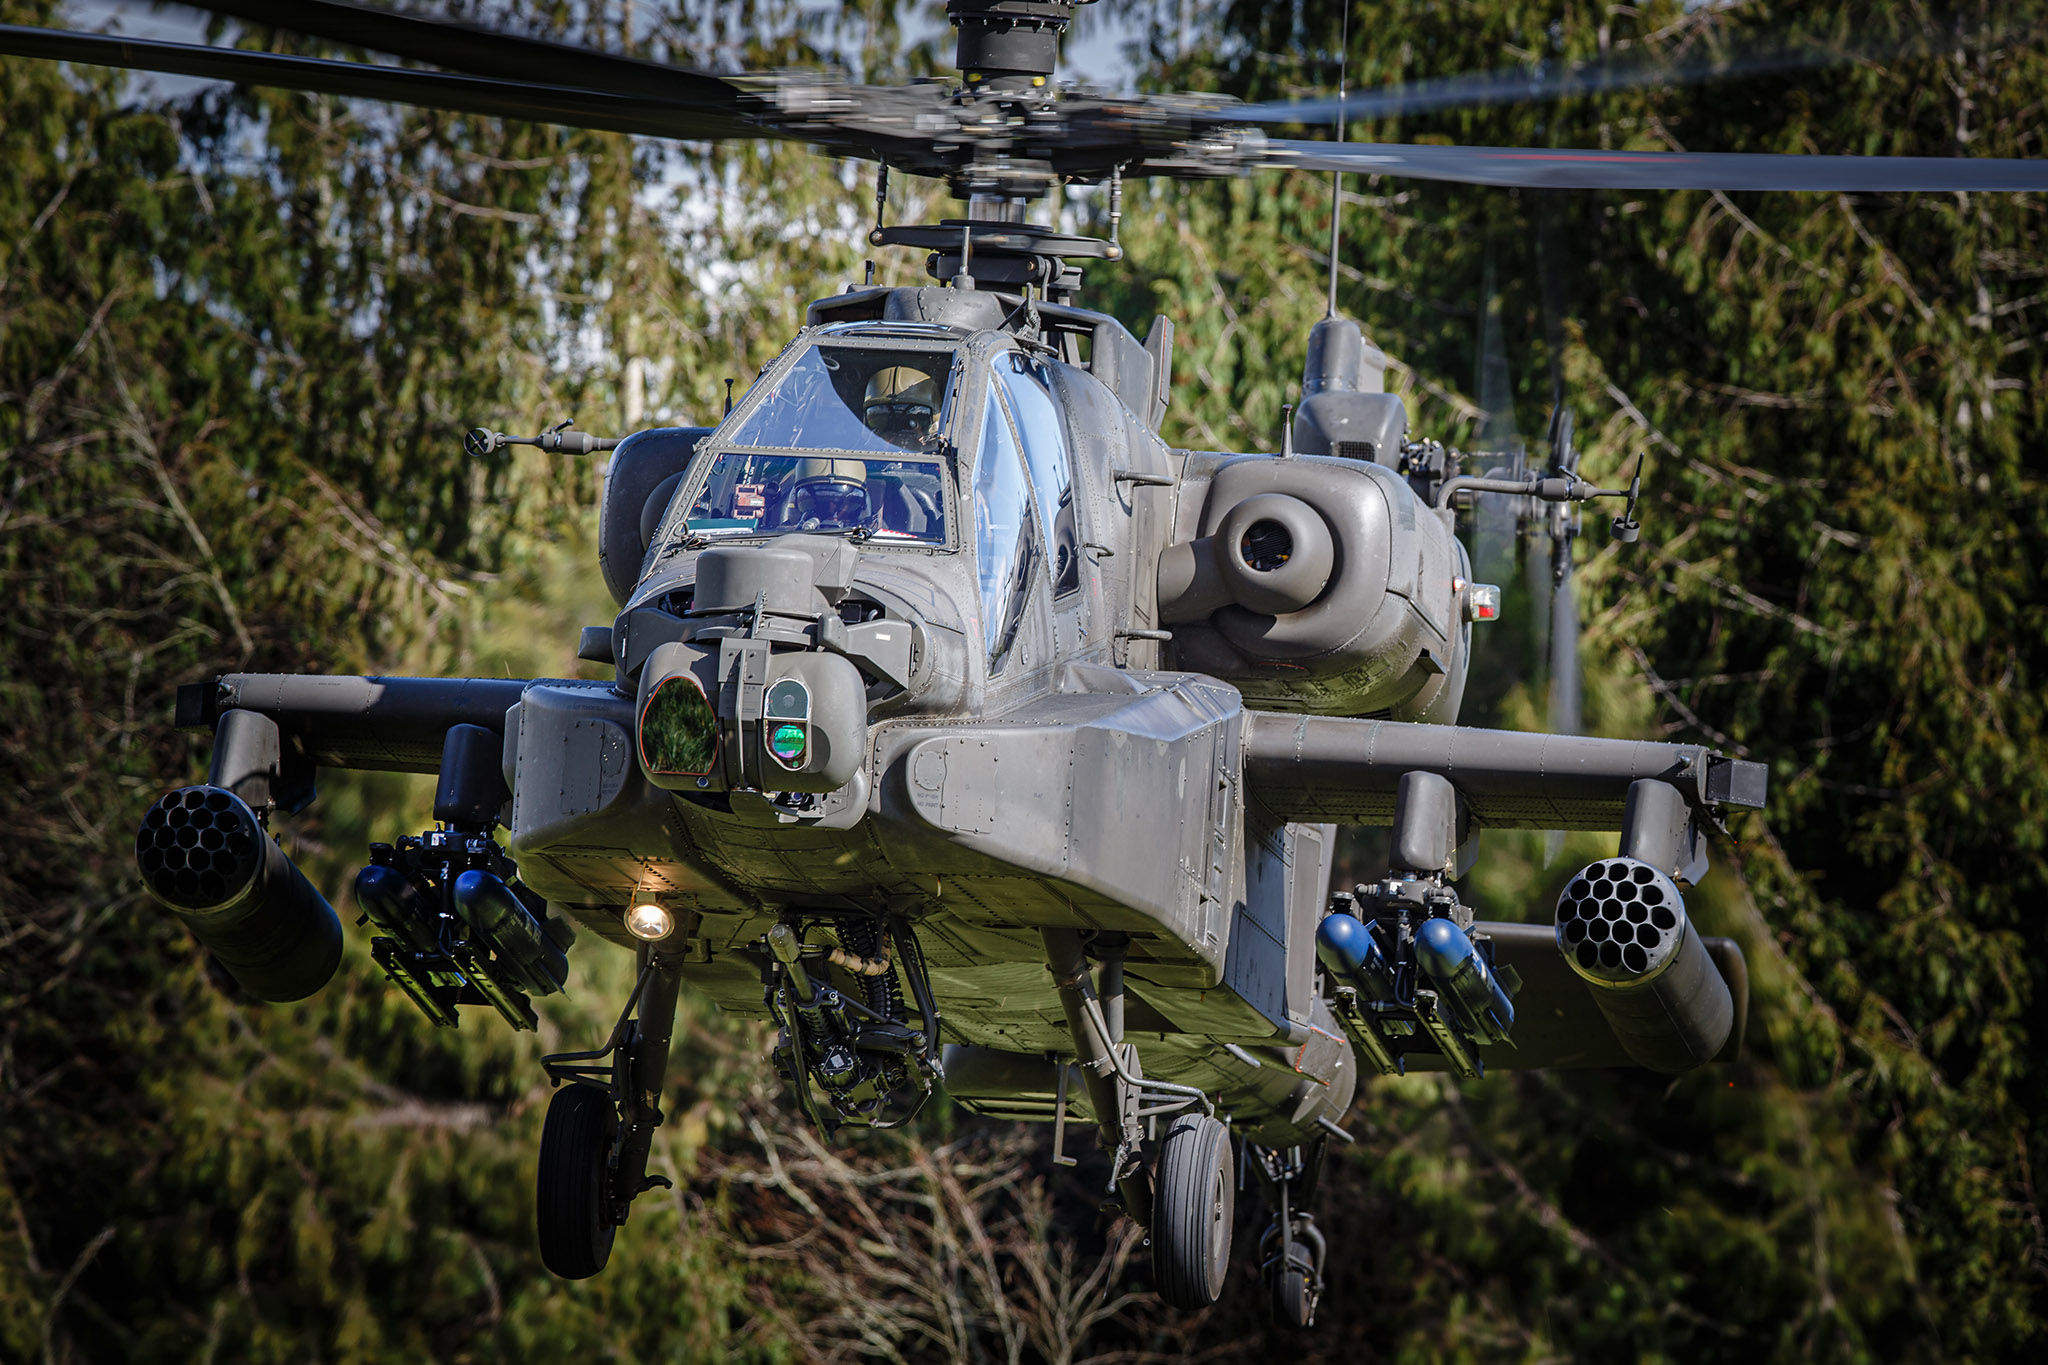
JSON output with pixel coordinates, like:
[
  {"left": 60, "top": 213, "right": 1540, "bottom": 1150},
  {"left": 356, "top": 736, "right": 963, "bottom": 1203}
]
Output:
[{"left": 3, "top": 0, "right": 2044, "bottom": 1360}]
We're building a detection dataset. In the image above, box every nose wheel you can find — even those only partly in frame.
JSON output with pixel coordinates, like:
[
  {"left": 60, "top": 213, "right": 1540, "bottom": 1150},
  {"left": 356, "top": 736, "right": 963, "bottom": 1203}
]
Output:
[
  {"left": 536, "top": 1083, "right": 617, "bottom": 1278},
  {"left": 1264, "top": 1225, "right": 1323, "bottom": 1330},
  {"left": 1249, "top": 1139, "right": 1328, "bottom": 1329},
  {"left": 1152, "top": 1113, "right": 1237, "bottom": 1309}
]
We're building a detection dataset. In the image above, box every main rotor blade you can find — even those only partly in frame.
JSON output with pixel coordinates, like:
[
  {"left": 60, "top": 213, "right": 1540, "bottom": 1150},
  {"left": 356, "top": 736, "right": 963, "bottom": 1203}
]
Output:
[
  {"left": 192, "top": 0, "right": 745, "bottom": 114},
  {"left": 1549, "top": 406, "right": 1578, "bottom": 478},
  {"left": 1270, "top": 139, "right": 2048, "bottom": 193},
  {"left": 0, "top": 25, "right": 758, "bottom": 143},
  {"left": 1236, "top": 40, "right": 1867, "bottom": 128}
]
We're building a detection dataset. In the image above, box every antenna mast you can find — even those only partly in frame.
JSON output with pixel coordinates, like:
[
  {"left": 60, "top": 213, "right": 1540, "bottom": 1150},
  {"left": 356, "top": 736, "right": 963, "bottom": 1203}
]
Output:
[{"left": 1326, "top": 5, "right": 1351, "bottom": 317}]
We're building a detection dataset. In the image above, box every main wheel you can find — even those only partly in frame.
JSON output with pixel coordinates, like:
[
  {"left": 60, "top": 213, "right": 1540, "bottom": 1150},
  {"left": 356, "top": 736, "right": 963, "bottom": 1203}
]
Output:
[
  {"left": 1271, "top": 1241, "right": 1316, "bottom": 1330},
  {"left": 1152, "top": 1113, "right": 1236, "bottom": 1309},
  {"left": 537, "top": 1084, "right": 617, "bottom": 1279}
]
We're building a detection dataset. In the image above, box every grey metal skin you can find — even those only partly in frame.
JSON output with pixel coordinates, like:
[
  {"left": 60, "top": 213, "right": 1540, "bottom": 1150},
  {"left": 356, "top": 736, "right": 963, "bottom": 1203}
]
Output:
[
  {"left": 597, "top": 426, "right": 714, "bottom": 607},
  {"left": 1290, "top": 317, "right": 1407, "bottom": 464},
  {"left": 1554, "top": 856, "right": 1733, "bottom": 1073},
  {"left": 164, "top": 284, "right": 1766, "bottom": 1165}
]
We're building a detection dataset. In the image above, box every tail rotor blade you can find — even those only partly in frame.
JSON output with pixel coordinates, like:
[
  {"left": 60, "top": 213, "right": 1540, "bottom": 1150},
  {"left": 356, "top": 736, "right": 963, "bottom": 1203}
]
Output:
[
  {"left": 1470, "top": 256, "right": 1528, "bottom": 581},
  {"left": 1523, "top": 523, "right": 1550, "bottom": 666},
  {"left": 1472, "top": 443, "right": 1524, "bottom": 580},
  {"left": 1548, "top": 404, "right": 1578, "bottom": 478},
  {"left": 1541, "top": 543, "right": 1580, "bottom": 866},
  {"left": 1548, "top": 548, "right": 1581, "bottom": 738}
]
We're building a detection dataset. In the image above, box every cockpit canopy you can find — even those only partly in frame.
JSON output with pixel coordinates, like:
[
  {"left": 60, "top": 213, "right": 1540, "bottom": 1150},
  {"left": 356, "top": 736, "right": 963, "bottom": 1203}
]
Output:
[
  {"left": 656, "top": 330, "right": 1088, "bottom": 688},
  {"left": 679, "top": 340, "right": 957, "bottom": 545},
  {"left": 686, "top": 452, "right": 947, "bottom": 544},
  {"left": 725, "top": 343, "right": 953, "bottom": 456}
]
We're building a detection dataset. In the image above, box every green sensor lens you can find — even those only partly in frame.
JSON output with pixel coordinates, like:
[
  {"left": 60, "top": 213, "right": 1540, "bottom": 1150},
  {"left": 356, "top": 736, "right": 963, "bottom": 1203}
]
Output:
[
  {"left": 640, "top": 676, "right": 718, "bottom": 775},
  {"left": 769, "top": 723, "right": 808, "bottom": 766}
]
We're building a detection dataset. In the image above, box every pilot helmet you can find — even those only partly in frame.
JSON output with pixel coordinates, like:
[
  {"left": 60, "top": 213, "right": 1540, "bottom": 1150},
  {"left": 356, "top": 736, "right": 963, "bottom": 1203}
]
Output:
[
  {"left": 791, "top": 456, "right": 870, "bottom": 527},
  {"left": 862, "top": 365, "right": 940, "bottom": 445}
]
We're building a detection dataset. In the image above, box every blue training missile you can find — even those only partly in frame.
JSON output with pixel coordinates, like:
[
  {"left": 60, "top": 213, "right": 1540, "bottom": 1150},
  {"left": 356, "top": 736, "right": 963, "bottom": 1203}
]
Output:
[
  {"left": 1413, "top": 917, "right": 1515, "bottom": 1044},
  {"left": 451, "top": 869, "right": 569, "bottom": 996},
  {"left": 354, "top": 861, "right": 440, "bottom": 956},
  {"left": 1316, "top": 911, "right": 1398, "bottom": 1001}
]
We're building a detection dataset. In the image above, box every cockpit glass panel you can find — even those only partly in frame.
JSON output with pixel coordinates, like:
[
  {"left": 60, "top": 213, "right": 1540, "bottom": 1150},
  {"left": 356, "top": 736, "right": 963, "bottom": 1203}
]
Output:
[
  {"left": 726, "top": 345, "right": 953, "bottom": 455},
  {"left": 684, "top": 453, "right": 946, "bottom": 543},
  {"left": 973, "top": 389, "right": 1040, "bottom": 671},
  {"left": 997, "top": 352, "right": 1079, "bottom": 597}
]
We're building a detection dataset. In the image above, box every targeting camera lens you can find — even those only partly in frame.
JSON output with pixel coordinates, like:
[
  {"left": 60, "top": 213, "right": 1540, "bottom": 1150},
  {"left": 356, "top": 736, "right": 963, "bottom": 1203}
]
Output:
[{"left": 640, "top": 675, "right": 718, "bottom": 776}]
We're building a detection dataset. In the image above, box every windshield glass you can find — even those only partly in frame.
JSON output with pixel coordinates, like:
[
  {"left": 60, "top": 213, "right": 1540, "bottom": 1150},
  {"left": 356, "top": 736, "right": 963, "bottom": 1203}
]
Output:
[
  {"left": 726, "top": 345, "right": 954, "bottom": 454},
  {"left": 683, "top": 451, "right": 947, "bottom": 543}
]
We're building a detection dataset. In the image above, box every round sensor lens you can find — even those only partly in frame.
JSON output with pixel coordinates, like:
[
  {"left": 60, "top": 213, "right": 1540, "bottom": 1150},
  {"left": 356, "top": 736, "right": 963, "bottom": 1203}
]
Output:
[
  {"left": 769, "top": 723, "right": 808, "bottom": 767},
  {"left": 624, "top": 901, "right": 675, "bottom": 942}
]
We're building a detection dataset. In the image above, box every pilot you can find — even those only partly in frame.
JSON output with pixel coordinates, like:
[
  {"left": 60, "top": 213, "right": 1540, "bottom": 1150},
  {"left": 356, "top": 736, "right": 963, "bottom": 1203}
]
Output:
[
  {"left": 862, "top": 365, "right": 940, "bottom": 448},
  {"left": 786, "top": 457, "right": 873, "bottom": 531}
]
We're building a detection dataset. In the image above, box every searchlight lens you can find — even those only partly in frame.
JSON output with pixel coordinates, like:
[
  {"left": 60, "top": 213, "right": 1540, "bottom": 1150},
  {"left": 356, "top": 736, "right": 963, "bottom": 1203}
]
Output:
[{"left": 624, "top": 899, "right": 675, "bottom": 942}]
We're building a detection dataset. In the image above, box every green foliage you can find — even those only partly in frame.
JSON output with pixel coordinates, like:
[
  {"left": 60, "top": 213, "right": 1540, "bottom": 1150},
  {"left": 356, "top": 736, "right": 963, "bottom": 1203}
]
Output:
[
  {"left": 0, "top": 1, "right": 893, "bottom": 1357},
  {"left": 643, "top": 677, "right": 719, "bottom": 775},
  {"left": 7, "top": 0, "right": 2047, "bottom": 1360},
  {"left": 1089, "top": 2, "right": 2048, "bottom": 1358}
]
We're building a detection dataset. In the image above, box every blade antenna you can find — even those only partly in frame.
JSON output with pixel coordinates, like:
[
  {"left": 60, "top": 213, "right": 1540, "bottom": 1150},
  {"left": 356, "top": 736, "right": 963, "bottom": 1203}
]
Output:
[
  {"left": 1109, "top": 163, "right": 1124, "bottom": 250},
  {"left": 1325, "top": 3, "right": 1351, "bottom": 318}
]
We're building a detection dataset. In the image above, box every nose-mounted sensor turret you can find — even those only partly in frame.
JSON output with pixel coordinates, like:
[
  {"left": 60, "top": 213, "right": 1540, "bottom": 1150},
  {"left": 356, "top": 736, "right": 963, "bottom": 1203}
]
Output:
[{"left": 634, "top": 537, "right": 880, "bottom": 804}]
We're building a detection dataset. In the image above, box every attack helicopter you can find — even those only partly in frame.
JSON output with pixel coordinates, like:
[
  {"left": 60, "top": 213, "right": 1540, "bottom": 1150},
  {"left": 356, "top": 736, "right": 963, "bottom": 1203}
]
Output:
[{"left": 11, "top": 0, "right": 2048, "bottom": 1329}]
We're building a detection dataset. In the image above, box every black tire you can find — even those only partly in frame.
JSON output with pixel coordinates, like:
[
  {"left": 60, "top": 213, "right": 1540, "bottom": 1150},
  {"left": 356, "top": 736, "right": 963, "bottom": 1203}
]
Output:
[
  {"left": 537, "top": 1084, "right": 617, "bottom": 1279},
  {"left": 1272, "top": 1242, "right": 1315, "bottom": 1330},
  {"left": 1153, "top": 1113, "right": 1236, "bottom": 1309}
]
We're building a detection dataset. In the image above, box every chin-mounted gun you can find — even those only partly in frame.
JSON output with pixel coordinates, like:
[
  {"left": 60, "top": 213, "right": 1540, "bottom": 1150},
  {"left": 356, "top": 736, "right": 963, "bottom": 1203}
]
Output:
[{"left": 759, "top": 917, "right": 942, "bottom": 1132}]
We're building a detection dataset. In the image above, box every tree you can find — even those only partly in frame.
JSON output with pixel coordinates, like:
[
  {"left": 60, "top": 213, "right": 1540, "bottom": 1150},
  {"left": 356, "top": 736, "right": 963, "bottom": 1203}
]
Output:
[{"left": 1090, "top": 1, "right": 2048, "bottom": 1356}]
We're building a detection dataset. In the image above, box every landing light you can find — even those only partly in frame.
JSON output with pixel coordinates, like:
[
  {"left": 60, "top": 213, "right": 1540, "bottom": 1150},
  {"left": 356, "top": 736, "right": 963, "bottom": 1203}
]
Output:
[{"left": 624, "top": 891, "right": 675, "bottom": 942}]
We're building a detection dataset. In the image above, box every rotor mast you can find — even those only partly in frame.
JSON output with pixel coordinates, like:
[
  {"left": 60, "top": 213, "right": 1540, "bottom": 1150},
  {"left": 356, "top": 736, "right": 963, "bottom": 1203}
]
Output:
[
  {"left": 949, "top": 0, "right": 1074, "bottom": 93},
  {"left": 948, "top": 0, "right": 1075, "bottom": 224}
]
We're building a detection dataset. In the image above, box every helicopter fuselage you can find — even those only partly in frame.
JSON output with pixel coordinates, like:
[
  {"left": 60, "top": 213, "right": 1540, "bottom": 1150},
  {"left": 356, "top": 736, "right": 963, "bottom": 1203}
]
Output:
[
  {"left": 518, "top": 299, "right": 1443, "bottom": 1145},
  {"left": 163, "top": 286, "right": 1759, "bottom": 1214}
]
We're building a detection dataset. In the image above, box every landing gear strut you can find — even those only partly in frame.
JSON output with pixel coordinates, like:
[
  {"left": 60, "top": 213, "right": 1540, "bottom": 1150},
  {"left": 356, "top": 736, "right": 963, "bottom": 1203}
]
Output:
[
  {"left": 535, "top": 947, "right": 682, "bottom": 1278},
  {"left": 1040, "top": 929, "right": 1240, "bottom": 1308},
  {"left": 1249, "top": 1140, "right": 1328, "bottom": 1329}
]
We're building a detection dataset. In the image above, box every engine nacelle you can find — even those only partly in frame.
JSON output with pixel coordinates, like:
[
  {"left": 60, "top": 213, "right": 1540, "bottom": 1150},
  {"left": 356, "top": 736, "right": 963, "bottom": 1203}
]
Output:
[
  {"left": 1291, "top": 316, "right": 1407, "bottom": 463},
  {"left": 597, "top": 426, "right": 711, "bottom": 607},
  {"left": 1158, "top": 454, "right": 1470, "bottom": 719}
]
